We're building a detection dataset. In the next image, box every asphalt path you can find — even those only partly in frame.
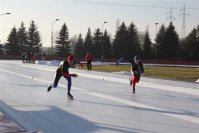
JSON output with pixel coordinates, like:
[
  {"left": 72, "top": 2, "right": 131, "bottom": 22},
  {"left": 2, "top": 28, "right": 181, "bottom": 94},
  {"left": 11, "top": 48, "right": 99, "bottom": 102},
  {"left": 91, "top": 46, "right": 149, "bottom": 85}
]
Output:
[{"left": 0, "top": 60, "right": 198, "bottom": 133}]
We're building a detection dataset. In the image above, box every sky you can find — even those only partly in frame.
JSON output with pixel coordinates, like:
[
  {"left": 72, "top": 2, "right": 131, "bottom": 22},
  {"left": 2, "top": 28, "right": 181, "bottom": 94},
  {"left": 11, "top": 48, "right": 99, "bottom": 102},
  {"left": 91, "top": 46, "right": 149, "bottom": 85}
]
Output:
[{"left": 0, "top": 0, "right": 199, "bottom": 47}]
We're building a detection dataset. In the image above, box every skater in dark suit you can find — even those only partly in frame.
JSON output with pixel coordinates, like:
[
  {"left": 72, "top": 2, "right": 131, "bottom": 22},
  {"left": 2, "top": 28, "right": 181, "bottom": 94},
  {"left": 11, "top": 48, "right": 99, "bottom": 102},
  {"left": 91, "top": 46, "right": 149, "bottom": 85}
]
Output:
[
  {"left": 47, "top": 54, "right": 83, "bottom": 99},
  {"left": 115, "top": 55, "right": 144, "bottom": 94}
]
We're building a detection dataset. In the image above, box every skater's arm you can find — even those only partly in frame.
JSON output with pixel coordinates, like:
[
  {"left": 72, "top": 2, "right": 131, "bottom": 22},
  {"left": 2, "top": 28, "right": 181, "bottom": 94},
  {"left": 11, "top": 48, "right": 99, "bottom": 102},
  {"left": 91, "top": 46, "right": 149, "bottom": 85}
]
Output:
[
  {"left": 62, "top": 73, "right": 78, "bottom": 77},
  {"left": 139, "top": 62, "right": 144, "bottom": 74},
  {"left": 71, "top": 61, "right": 84, "bottom": 68},
  {"left": 115, "top": 57, "right": 131, "bottom": 66}
]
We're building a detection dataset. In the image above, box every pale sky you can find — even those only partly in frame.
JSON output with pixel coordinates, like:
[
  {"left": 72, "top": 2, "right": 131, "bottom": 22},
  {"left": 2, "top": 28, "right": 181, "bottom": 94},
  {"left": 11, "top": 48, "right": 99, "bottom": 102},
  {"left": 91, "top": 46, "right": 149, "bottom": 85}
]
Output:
[{"left": 0, "top": 0, "right": 199, "bottom": 47}]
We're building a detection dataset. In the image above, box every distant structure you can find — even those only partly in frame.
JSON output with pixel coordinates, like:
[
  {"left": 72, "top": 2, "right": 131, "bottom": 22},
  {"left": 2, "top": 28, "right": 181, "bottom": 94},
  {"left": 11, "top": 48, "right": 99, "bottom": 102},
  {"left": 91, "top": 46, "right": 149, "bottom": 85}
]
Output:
[
  {"left": 116, "top": 18, "right": 120, "bottom": 32},
  {"left": 179, "top": 4, "right": 189, "bottom": 39},
  {"left": 166, "top": 7, "right": 175, "bottom": 23}
]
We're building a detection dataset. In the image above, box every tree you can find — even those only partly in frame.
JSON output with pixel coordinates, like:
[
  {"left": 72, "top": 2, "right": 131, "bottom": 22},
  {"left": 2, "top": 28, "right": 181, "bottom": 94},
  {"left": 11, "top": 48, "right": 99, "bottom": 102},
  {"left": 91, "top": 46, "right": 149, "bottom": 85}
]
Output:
[
  {"left": 17, "top": 22, "right": 28, "bottom": 54},
  {"left": 70, "top": 35, "right": 77, "bottom": 54},
  {"left": 0, "top": 43, "right": 4, "bottom": 54},
  {"left": 55, "top": 23, "right": 71, "bottom": 57},
  {"left": 163, "top": 23, "right": 179, "bottom": 59},
  {"left": 84, "top": 28, "right": 93, "bottom": 54},
  {"left": 113, "top": 22, "right": 128, "bottom": 58},
  {"left": 155, "top": 24, "right": 166, "bottom": 59},
  {"left": 27, "top": 20, "right": 42, "bottom": 54},
  {"left": 92, "top": 28, "right": 102, "bottom": 58},
  {"left": 4, "top": 26, "right": 19, "bottom": 55},
  {"left": 127, "top": 22, "right": 141, "bottom": 58},
  {"left": 102, "top": 30, "right": 112, "bottom": 58},
  {"left": 181, "top": 26, "right": 199, "bottom": 60},
  {"left": 142, "top": 30, "right": 153, "bottom": 59},
  {"left": 197, "top": 25, "right": 199, "bottom": 41},
  {"left": 74, "top": 34, "right": 84, "bottom": 57}
]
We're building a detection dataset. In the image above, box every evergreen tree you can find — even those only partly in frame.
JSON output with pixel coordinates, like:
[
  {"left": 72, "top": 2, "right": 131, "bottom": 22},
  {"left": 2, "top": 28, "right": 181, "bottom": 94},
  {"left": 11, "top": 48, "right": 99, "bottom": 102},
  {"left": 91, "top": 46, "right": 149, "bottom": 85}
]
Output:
[
  {"left": 103, "top": 30, "right": 112, "bottom": 58},
  {"left": 143, "top": 30, "right": 153, "bottom": 59},
  {"left": 177, "top": 39, "right": 187, "bottom": 60},
  {"left": 127, "top": 22, "right": 141, "bottom": 58},
  {"left": 155, "top": 24, "right": 166, "bottom": 59},
  {"left": 27, "top": 20, "right": 42, "bottom": 53},
  {"left": 113, "top": 22, "right": 128, "bottom": 58},
  {"left": 74, "top": 34, "right": 84, "bottom": 57},
  {"left": 84, "top": 28, "right": 93, "bottom": 54},
  {"left": 183, "top": 26, "right": 199, "bottom": 60},
  {"left": 0, "top": 44, "right": 3, "bottom": 54},
  {"left": 55, "top": 23, "right": 71, "bottom": 57},
  {"left": 17, "top": 22, "right": 28, "bottom": 54},
  {"left": 70, "top": 35, "right": 77, "bottom": 54},
  {"left": 197, "top": 25, "right": 199, "bottom": 41},
  {"left": 4, "top": 26, "right": 19, "bottom": 55},
  {"left": 92, "top": 28, "right": 102, "bottom": 58},
  {"left": 163, "top": 23, "right": 179, "bottom": 59}
]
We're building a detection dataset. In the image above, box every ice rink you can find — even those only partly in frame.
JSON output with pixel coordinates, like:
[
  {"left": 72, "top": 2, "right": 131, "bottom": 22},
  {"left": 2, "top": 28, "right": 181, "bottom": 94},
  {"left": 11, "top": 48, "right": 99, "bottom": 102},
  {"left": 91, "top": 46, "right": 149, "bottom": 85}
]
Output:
[{"left": 0, "top": 60, "right": 199, "bottom": 133}]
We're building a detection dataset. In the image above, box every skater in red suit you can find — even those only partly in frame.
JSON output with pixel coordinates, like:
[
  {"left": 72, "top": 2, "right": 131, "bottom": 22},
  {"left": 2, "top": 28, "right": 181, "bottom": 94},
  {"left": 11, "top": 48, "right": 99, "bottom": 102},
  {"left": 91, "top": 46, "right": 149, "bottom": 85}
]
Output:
[
  {"left": 115, "top": 55, "right": 144, "bottom": 94},
  {"left": 85, "top": 52, "right": 93, "bottom": 71},
  {"left": 47, "top": 54, "right": 83, "bottom": 99}
]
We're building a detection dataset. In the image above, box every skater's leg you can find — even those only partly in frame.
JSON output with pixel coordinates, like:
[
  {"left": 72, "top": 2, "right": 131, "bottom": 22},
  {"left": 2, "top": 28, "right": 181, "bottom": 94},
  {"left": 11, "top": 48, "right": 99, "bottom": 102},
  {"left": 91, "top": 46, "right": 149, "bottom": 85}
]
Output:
[
  {"left": 136, "top": 75, "right": 140, "bottom": 83},
  {"left": 65, "top": 76, "right": 73, "bottom": 99},
  {"left": 132, "top": 75, "right": 138, "bottom": 93},
  {"left": 65, "top": 76, "right": 72, "bottom": 93},
  {"left": 87, "top": 61, "right": 89, "bottom": 70},
  {"left": 47, "top": 71, "right": 61, "bottom": 92},
  {"left": 89, "top": 61, "right": 92, "bottom": 70}
]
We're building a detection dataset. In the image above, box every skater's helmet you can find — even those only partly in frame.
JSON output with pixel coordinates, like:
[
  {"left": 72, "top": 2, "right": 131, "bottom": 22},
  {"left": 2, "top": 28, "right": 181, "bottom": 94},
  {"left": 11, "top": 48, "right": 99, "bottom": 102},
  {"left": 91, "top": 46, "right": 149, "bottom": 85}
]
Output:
[
  {"left": 67, "top": 55, "right": 74, "bottom": 63},
  {"left": 134, "top": 55, "right": 141, "bottom": 63}
]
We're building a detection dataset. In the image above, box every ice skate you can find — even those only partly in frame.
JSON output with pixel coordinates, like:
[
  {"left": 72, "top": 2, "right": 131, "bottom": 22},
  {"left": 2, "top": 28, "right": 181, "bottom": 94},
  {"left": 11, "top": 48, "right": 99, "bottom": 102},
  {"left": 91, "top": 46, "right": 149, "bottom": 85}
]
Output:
[
  {"left": 47, "top": 85, "right": 52, "bottom": 92},
  {"left": 67, "top": 93, "right": 74, "bottom": 100}
]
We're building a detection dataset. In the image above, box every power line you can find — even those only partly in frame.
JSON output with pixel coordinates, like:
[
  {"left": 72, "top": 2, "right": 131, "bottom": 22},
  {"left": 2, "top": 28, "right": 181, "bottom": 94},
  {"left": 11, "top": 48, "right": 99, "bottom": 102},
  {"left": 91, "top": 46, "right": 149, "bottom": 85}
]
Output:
[{"left": 74, "top": 0, "right": 169, "bottom": 9}]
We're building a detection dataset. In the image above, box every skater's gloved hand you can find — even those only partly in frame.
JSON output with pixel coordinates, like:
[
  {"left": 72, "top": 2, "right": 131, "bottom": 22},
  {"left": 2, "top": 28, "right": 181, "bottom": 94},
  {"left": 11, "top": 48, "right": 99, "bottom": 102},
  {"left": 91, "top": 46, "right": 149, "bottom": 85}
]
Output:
[
  {"left": 71, "top": 74, "right": 78, "bottom": 77},
  {"left": 138, "top": 70, "right": 144, "bottom": 74},
  {"left": 133, "top": 71, "right": 138, "bottom": 75}
]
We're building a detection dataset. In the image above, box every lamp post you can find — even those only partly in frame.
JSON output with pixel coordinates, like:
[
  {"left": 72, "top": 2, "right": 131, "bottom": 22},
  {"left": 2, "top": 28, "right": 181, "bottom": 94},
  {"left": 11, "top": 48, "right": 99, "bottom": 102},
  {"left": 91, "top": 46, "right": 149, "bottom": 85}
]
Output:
[
  {"left": 101, "top": 21, "right": 107, "bottom": 61},
  {"left": 155, "top": 22, "right": 159, "bottom": 60},
  {"left": 0, "top": 13, "right": 11, "bottom": 45},
  {"left": 51, "top": 19, "right": 59, "bottom": 55},
  {"left": 0, "top": 12, "right": 11, "bottom": 16}
]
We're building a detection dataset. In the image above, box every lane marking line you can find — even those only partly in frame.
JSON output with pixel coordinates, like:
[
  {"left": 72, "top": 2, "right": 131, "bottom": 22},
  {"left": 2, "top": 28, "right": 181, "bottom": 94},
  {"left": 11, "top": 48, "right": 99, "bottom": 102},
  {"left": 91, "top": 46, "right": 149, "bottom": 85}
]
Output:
[{"left": 1, "top": 68, "right": 199, "bottom": 124}]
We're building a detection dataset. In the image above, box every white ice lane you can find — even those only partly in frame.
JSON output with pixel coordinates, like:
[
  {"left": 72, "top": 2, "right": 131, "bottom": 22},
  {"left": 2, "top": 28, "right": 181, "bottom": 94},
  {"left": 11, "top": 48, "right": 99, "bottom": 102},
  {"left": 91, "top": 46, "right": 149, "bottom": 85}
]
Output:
[
  {"left": 21, "top": 64, "right": 199, "bottom": 96},
  {"left": 0, "top": 67, "right": 199, "bottom": 125}
]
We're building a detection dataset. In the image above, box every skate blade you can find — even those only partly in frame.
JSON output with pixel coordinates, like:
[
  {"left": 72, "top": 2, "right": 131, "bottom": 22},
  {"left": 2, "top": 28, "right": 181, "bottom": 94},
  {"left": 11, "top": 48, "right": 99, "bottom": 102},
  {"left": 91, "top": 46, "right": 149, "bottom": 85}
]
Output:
[{"left": 67, "top": 96, "right": 74, "bottom": 100}]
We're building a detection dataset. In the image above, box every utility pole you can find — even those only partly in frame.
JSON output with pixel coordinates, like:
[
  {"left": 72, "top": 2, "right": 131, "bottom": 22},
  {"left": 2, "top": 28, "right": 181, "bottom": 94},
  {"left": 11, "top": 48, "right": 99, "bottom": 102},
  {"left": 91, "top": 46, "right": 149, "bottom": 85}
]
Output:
[
  {"left": 51, "top": 19, "right": 59, "bottom": 55},
  {"left": 101, "top": 21, "right": 107, "bottom": 61},
  {"left": 155, "top": 23, "right": 159, "bottom": 60},
  {"left": 180, "top": 4, "right": 189, "bottom": 39},
  {"left": 166, "top": 7, "right": 175, "bottom": 23}
]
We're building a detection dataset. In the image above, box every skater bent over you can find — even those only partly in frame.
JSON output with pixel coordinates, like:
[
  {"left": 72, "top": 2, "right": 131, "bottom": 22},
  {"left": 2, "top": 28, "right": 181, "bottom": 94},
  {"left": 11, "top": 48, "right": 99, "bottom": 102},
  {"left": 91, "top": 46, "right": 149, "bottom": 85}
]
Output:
[
  {"left": 47, "top": 55, "right": 83, "bottom": 99},
  {"left": 115, "top": 55, "right": 144, "bottom": 94}
]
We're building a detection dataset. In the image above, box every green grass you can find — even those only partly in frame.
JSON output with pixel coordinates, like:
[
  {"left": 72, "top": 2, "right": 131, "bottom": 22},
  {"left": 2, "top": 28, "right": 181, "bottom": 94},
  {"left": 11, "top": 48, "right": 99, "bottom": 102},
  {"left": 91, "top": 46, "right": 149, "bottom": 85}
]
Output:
[{"left": 83, "top": 65, "right": 199, "bottom": 82}]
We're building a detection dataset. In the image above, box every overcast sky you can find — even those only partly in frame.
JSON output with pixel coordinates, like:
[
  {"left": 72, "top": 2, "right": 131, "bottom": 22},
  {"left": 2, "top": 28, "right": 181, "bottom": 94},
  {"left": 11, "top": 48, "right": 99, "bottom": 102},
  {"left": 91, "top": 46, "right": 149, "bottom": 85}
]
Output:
[{"left": 0, "top": 0, "right": 198, "bottom": 47}]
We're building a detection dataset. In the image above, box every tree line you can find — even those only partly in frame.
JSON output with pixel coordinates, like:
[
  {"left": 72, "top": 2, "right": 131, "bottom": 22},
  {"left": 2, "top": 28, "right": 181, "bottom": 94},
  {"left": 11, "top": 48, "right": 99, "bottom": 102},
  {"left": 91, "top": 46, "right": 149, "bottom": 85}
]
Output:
[
  {"left": 1, "top": 20, "right": 42, "bottom": 55},
  {"left": 1, "top": 20, "right": 199, "bottom": 61}
]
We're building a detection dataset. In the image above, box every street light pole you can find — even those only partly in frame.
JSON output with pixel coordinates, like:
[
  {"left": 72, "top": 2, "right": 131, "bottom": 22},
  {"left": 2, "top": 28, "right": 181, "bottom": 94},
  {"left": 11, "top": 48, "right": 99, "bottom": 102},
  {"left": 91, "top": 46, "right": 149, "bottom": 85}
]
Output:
[
  {"left": 51, "top": 19, "right": 59, "bottom": 55},
  {"left": 155, "top": 22, "right": 159, "bottom": 60},
  {"left": 101, "top": 21, "right": 107, "bottom": 61},
  {"left": 0, "top": 12, "right": 11, "bottom": 16},
  {"left": 0, "top": 12, "right": 11, "bottom": 44}
]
